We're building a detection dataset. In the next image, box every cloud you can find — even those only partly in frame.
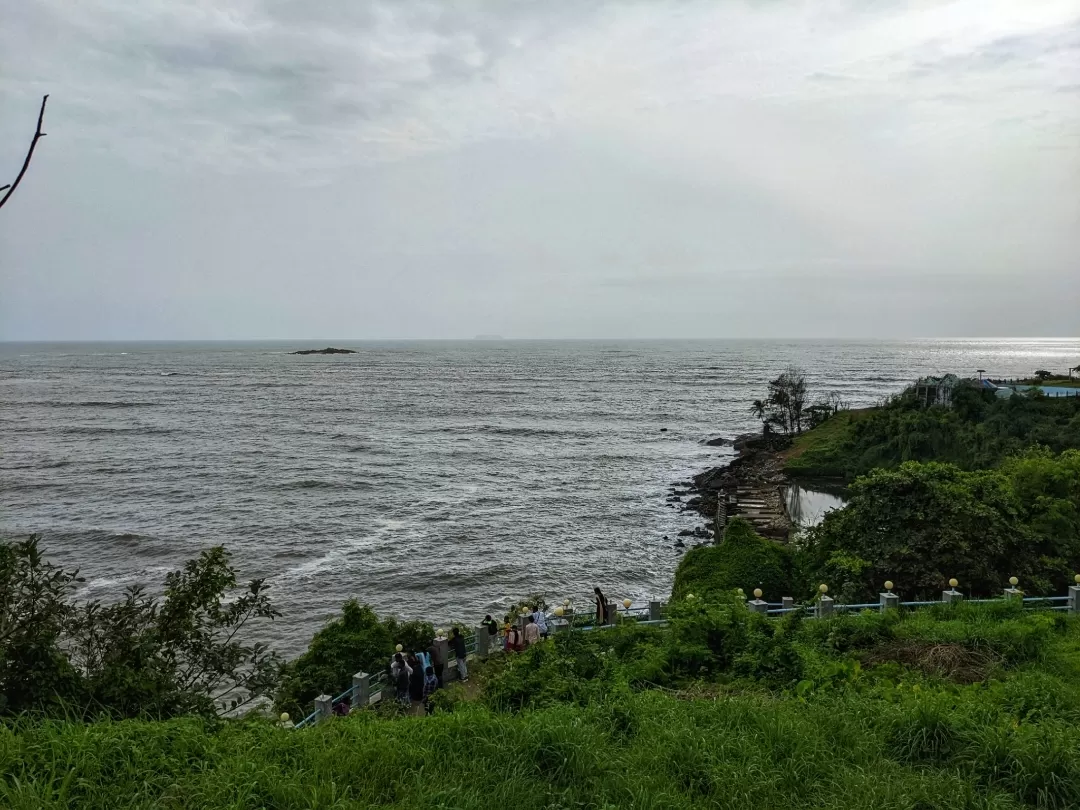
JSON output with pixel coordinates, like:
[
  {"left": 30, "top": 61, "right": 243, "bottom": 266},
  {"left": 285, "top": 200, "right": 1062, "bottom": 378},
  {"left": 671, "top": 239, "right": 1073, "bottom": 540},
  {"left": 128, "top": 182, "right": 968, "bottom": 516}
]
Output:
[
  {"left": 1, "top": 1, "right": 1078, "bottom": 339},
  {"left": 3, "top": 0, "right": 1077, "bottom": 173}
]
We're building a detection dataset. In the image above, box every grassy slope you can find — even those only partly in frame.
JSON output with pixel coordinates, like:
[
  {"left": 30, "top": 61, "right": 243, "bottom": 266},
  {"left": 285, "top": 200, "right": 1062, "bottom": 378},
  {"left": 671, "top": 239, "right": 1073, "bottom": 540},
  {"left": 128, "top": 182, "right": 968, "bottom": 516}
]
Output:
[
  {"left": 4, "top": 608, "right": 1080, "bottom": 810},
  {"left": 783, "top": 408, "right": 866, "bottom": 478}
]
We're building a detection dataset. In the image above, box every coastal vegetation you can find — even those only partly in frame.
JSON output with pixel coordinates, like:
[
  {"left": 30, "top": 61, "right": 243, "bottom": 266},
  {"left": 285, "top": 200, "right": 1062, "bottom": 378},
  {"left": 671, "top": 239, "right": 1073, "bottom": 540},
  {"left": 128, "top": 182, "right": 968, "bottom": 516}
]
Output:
[
  {"left": 3, "top": 596, "right": 1080, "bottom": 809},
  {"left": 799, "top": 451, "right": 1080, "bottom": 602},
  {"left": 0, "top": 539, "right": 280, "bottom": 720},
  {"left": 672, "top": 517, "right": 794, "bottom": 600},
  {"left": 275, "top": 600, "right": 434, "bottom": 719},
  {"left": 785, "top": 384, "right": 1080, "bottom": 479},
  {"left": 747, "top": 366, "right": 847, "bottom": 437}
]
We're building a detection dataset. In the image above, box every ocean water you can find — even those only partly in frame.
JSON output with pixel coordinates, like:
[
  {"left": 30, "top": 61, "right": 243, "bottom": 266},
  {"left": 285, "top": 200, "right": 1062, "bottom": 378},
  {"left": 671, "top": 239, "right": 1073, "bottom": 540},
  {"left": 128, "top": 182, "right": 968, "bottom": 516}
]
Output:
[{"left": 2, "top": 338, "right": 1077, "bottom": 656}]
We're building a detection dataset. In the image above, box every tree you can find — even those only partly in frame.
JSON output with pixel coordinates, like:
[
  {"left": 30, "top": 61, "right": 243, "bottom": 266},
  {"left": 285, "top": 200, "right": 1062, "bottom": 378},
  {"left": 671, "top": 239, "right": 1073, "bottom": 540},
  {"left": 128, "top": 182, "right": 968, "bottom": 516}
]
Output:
[
  {"left": 274, "top": 600, "right": 434, "bottom": 718},
  {"left": 752, "top": 366, "right": 811, "bottom": 435},
  {"left": 0, "top": 95, "right": 48, "bottom": 211},
  {"left": 0, "top": 536, "right": 82, "bottom": 714},
  {"left": 1034, "top": 369, "right": 1053, "bottom": 381},
  {"left": 800, "top": 460, "right": 1079, "bottom": 601},
  {"left": 749, "top": 399, "right": 767, "bottom": 434},
  {"left": 1070, "top": 364, "right": 1080, "bottom": 380},
  {"left": 672, "top": 518, "right": 794, "bottom": 601},
  {"left": 0, "top": 540, "right": 282, "bottom": 719}
]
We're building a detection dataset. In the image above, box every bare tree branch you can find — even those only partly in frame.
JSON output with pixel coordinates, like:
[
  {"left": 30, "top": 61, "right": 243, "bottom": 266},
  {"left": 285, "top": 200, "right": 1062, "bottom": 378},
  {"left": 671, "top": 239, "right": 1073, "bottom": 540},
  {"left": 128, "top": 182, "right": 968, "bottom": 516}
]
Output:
[{"left": 0, "top": 95, "right": 49, "bottom": 211}]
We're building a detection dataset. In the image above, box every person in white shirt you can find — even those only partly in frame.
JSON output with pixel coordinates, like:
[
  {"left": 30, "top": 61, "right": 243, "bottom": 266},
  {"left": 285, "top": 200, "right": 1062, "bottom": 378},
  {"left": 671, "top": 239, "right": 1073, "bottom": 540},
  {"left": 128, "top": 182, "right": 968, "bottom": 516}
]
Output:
[
  {"left": 532, "top": 606, "right": 549, "bottom": 639},
  {"left": 523, "top": 617, "right": 541, "bottom": 647}
]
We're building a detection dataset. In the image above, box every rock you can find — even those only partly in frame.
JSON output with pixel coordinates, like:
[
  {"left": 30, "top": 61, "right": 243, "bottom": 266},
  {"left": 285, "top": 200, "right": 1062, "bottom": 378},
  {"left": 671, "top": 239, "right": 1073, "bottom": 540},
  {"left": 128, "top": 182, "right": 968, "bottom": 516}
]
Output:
[
  {"left": 674, "top": 539, "right": 686, "bottom": 548},
  {"left": 704, "top": 436, "right": 733, "bottom": 447},
  {"left": 290, "top": 347, "right": 357, "bottom": 355},
  {"left": 677, "top": 529, "right": 694, "bottom": 537},
  {"left": 659, "top": 428, "right": 669, "bottom": 433}
]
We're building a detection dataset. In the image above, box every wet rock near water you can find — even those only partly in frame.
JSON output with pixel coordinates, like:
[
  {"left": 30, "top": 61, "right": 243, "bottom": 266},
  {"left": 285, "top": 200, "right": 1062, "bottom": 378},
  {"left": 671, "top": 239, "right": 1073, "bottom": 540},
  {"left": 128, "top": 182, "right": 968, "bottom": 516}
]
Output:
[{"left": 290, "top": 347, "right": 358, "bottom": 355}]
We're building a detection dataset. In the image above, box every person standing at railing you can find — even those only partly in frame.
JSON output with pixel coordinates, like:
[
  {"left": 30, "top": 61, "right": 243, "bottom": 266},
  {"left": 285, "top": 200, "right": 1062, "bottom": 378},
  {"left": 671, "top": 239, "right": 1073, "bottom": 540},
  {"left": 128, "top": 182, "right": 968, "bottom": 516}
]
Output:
[
  {"left": 407, "top": 652, "right": 425, "bottom": 708},
  {"left": 450, "top": 627, "right": 469, "bottom": 682},
  {"left": 427, "top": 637, "right": 446, "bottom": 688},
  {"left": 422, "top": 665, "right": 438, "bottom": 714},
  {"left": 506, "top": 622, "right": 523, "bottom": 652},
  {"left": 502, "top": 615, "right": 513, "bottom": 651},
  {"left": 532, "top": 605, "right": 549, "bottom": 639},
  {"left": 524, "top": 616, "right": 541, "bottom": 647},
  {"left": 391, "top": 653, "right": 412, "bottom": 707},
  {"left": 594, "top": 587, "right": 608, "bottom": 626}
]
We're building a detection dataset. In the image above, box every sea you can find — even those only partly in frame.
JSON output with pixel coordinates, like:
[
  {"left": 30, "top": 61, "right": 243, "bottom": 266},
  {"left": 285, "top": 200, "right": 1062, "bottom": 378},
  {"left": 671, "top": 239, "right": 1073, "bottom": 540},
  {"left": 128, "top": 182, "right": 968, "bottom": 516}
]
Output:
[{"left": 2, "top": 338, "right": 1077, "bottom": 657}]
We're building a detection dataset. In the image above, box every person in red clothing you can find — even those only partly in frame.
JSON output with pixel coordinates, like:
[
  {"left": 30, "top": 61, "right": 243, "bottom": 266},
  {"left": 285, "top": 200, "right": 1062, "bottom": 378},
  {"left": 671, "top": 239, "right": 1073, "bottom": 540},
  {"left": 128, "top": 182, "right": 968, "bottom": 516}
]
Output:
[{"left": 506, "top": 623, "right": 523, "bottom": 652}]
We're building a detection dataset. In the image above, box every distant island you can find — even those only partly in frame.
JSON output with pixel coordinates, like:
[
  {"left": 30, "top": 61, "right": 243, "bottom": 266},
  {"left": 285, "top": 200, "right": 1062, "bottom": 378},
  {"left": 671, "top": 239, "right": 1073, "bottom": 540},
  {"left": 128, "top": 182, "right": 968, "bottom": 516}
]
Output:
[
  {"left": 473, "top": 334, "right": 504, "bottom": 340},
  {"left": 290, "top": 347, "right": 357, "bottom": 355}
]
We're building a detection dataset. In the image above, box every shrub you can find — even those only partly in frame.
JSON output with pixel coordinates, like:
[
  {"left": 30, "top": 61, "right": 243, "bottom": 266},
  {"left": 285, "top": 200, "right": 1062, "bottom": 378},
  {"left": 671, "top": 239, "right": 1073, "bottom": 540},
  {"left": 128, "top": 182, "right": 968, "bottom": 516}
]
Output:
[
  {"left": 672, "top": 518, "right": 794, "bottom": 601},
  {"left": 274, "top": 600, "right": 434, "bottom": 718}
]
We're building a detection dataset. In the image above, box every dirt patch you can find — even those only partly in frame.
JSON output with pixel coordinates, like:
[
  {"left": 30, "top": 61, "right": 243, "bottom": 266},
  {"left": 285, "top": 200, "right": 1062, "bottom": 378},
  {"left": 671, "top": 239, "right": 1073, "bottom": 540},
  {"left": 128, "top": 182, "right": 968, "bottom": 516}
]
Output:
[{"left": 861, "top": 641, "right": 1002, "bottom": 684}]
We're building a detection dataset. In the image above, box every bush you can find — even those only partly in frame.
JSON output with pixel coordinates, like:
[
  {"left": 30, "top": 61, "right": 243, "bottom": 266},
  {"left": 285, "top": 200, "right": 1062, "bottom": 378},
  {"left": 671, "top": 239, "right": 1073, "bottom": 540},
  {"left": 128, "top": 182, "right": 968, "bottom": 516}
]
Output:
[
  {"left": 800, "top": 460, "right": 1080, "bottom": 601},
  {"left": 672, "top": 518, "right": 794, "bottom": 602},
  {"left": 274, "top": 600, "right": 434, "bottom": 718},
  {"left": 0, "top": 538, "right": 280, "bottom": 720}
]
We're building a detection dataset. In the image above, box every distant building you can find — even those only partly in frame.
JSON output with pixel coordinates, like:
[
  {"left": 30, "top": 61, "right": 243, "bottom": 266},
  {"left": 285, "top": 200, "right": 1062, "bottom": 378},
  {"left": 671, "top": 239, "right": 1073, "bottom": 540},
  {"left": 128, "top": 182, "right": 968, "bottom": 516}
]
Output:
[{"left": 913, "top": 374, "right": 962, "bottom": 407}]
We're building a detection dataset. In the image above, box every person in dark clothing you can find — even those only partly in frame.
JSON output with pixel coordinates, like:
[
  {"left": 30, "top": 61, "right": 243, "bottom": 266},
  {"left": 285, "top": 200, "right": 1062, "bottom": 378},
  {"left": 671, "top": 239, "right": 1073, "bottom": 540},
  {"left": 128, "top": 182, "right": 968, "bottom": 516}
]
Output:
[
  {"left": 451, "top": 627, "right": 469, "bottom": 681},
  {"left": 333, "top": 696, "right": 350, "bottom": 717},
  {"left": 480, "top": 614, "right": 499, "bottom": 637},
  {"left": 422, "top": 665, "right": 438, "bottom": 715},
  {"left": 391, "top": 652, "right": 412, "bottom": 707},
  {"left": 594, "top": 587, "right": 608, "bottom": 626},
  {"left": 407, "top": 652, "right": 424, "bottom": 704},
  {"left": 427, "top": 638, "right": 446, "bottom": 688}
]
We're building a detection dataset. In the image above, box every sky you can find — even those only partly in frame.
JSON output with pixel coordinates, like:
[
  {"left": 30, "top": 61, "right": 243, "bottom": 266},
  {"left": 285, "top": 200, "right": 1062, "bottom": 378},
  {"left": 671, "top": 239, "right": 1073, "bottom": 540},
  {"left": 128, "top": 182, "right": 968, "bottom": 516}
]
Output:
[{"left": 1, "top": 0, "right": 1078, "bottom": 340}]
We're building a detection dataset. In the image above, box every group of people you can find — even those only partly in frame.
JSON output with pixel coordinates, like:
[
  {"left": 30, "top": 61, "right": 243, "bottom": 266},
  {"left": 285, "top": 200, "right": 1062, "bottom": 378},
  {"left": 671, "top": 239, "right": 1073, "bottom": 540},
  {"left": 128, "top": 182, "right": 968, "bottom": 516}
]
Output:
[
  {"left": 333, "top": 591, "right": 611, "bottom": 719},
  {"left": 477, "top": 604, "right": 551, "bottom": 653},
  {"left": 386, "top": 627, "right": 471, "bottom": 714}
]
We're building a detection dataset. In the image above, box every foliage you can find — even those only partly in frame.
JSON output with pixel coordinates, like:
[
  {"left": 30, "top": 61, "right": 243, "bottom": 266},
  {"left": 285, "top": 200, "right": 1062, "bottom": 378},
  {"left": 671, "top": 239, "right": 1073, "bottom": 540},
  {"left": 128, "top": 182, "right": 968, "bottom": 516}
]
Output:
[
  {"left": 672, "top": 518, "right": 794, "bottom": 601},
  {"left": 274, "top": 599, "right": 434, "bottom": 718},
  {"left": 0, "top": 537, "right": 82, "bottom": 716},
  {"left": 786, "top": 386, "right": 1080, "bottom": 479},
  {"left": 798, "top": 458, "right": 1080, "bottom": 601},
  {"left": 483, "top": 592, "right": 804, "bottom": 709},
  {"left": 4, "top": 607, "right": 1080, "bottom": 810},
  {"left": 749, "top": 367, "right": 847, "bottom": 437},
  {"left": 0, "top": 538, "right": 280, "bottom": 720}
]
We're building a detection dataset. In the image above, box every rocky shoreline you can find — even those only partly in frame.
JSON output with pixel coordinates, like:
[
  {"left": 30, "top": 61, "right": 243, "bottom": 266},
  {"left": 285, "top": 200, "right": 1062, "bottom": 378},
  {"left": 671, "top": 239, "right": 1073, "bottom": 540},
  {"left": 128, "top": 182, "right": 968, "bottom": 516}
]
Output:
[{"left": 665, "top": 432, "right": 794, "bottom": 551}]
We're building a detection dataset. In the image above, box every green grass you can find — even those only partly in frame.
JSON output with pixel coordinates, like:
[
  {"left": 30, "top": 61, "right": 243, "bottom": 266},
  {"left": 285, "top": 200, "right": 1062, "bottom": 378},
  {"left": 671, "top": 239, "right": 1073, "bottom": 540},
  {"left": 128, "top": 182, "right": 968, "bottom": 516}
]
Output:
[
  {"left": 4, "top": 685, "right": 1079, "bottom": 809},
  {"left": 4, "top": 606, "right": 1080, "bottom": 809},
  {"left": 784, "top": 409, "right": 865, "bottom": 477}
]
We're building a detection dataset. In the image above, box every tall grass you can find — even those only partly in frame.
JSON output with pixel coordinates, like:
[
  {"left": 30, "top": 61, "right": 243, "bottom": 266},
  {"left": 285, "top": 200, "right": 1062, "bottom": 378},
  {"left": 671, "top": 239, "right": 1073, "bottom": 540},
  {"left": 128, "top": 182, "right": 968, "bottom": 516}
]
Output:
[
  {"left": 3, "top": 682, "right": 1079, "bottom": 809},
  {"left": 3, "top": 606, "right": 1079, "bottom": 809}
]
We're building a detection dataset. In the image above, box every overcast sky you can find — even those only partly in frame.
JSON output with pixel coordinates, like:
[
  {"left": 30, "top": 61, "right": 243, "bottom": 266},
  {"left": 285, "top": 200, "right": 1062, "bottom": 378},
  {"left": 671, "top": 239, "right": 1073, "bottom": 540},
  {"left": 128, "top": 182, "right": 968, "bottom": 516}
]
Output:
[{"left": 1, "top": 0, "right": 1078, "bottom": 340}]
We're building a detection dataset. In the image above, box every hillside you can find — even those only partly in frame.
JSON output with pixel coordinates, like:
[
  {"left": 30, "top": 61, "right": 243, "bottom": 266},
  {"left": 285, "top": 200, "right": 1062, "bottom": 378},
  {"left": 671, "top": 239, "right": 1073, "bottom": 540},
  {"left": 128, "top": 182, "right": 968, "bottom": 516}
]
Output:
[
  {"left": 784, "top": 387, "right": 1080, "bottom": 479},
  {"left": 3, "top": 600, "right": 1080, "bottom": 809}
]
